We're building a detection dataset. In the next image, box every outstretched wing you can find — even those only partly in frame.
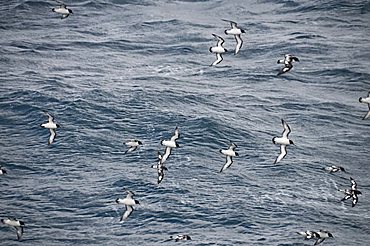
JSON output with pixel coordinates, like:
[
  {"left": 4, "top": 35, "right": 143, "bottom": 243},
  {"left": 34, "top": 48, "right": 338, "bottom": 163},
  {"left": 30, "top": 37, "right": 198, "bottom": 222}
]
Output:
[
  {"left": 120, "top": 205, "right": 134, "bottom": 221},
  {"left": 211, "top": 53, "right": 223, "bottom": 66},
  {"left": 170, "top": 127, "right": 180, "bottom": 141},
  {"left": 314, "top": 237, "right": 325, "bottom": 245},
  {"left": 48, "top": 129, "right": 56, "bottom": 144},
  {"left": 234, "top": 35, "right": 243, "bottom": 55},
  {"left": 220, "top": 156, "right": 233, "bottom": 172},
  {"left": 222, "top": 19, "right": 238, "bottom": 29},
  {"left": 274, "top": 145, "right": 287, "bottom": 164},
  {"left": 281, "top": 119, "right": 291, "bottom": 138},
  {"left": 350, "top": 177, "right": 357, "bottom": 190},
  {"left": 212, "top": 33, "right": 225, "bottom": 46},
  {"left": 15, "top": 226, "right": 23, "bottom": 240}
]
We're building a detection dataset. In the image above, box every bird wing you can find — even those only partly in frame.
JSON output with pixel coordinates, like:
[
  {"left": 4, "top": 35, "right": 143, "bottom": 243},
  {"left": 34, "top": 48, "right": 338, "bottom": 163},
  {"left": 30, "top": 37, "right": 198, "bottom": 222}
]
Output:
[
  {"left": 125, "top": 189, "right": 135, "bottom": 198},
  {"left": 161, "top": 146, "right": 172, "bottom": 164},
  {"left": 45, "top": 112, "right": 54, "bottom": 123},
  {"left": 170, "top": 127, "right": 180, "bottom": 141},
  {"left": 222, "top": 19, "right": 237, "bottom": 28},
  {"left": 352, "top": 193, "right": 358, "bottom": 207},
  {"left": 228, "top": 142, "right": 237, "bottom": 151},
  {"left": 314, "top": 238, "right": 325, "bottom": 245},
  {"left": 277, "top": 63, "right": 293, "bottom": 76},
  {"left": 61, "top": 14, "right": 70, "bottom": 19},
  {"left": 15, "top": 226, "right": 23, "bottom": 240},
  {"left": 212, "top": 33, "right": 225, "bottom": 46},
  {"left": 220, "top": 155, "right": 233, "bottom": 172},
  {"left": 350, "top": 177, "right": 357, "bottom": 190},
  {"left": 121, "top": 205, "right": 134, "bottom": 221},
  {"left": 211, "top": 53, "right": 223, "bottom": 66},
  {"left": 281, "top": 119, "right": 291, "bottom": 138},
  {"left": 234, "top": 35, "right": 243, "bottom": 55},
  {"left": 124, "top": 146, "right": 137, "bottom": 154},
  {"left": 157, "top": 167, "right": 165, "bottom": 184},
  {"left": 363, "top": 110, "right": 370, "bottom": 120},
  {"left": 48, "top": 129, "right": 56, "bottom": 145},
  {"left": 274, "top": 145, "right": 287, "bottom": 164}
]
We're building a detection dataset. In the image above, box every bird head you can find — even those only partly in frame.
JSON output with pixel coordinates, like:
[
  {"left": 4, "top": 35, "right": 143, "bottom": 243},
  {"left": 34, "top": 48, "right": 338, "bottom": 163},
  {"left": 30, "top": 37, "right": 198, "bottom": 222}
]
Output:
[{"left": 289, "top": 140, "right": 294, "bottom": 145}]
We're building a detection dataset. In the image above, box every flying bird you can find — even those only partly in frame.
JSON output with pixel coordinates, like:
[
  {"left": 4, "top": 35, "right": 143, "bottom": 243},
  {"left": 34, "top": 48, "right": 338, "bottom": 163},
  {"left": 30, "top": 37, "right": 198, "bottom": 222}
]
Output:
[
  {"left": 1, "top": 218, "right": 25, "bottom": 240},
  {"left": 219, "top": 142, "right": 239, "bottom": 172},
  {"left": 40, "top": 112, "right": 60, "bottom": 144},
  {"left": 209, "top": 34, "right": 227, "bottom": 66},
  {"left": 277, "top": 54, "right": 299, "bottom": 75},
  {"left": 161, "top": 127, "right": 180, "bottom": 148},
  {"left": 272, "top": 119, "right": 294, "bottom": 164},
  {"left": 340, "top": 177, "right": 362, "bottom": 207},
  {"left": 115, "top": 189, "right": 140, "bottom": 221},
  {"left": 52, "top": 4, "right": 73, "bottom": 19},
  {"left": 359, "top": 91, "right": 370, "bottom": 119},
  {"left": 124, "top": 140, "right": 143, "bottom": 154},
  {"left": 222, "top": 19, "right": 245, "bottom": 55}
]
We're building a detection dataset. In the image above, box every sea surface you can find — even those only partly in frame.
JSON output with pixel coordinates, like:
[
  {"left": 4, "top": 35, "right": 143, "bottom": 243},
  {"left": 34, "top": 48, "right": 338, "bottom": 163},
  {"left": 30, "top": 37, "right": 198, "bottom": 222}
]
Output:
[{"left": 0, "top": 0, "right": 370, "bottom": 245}]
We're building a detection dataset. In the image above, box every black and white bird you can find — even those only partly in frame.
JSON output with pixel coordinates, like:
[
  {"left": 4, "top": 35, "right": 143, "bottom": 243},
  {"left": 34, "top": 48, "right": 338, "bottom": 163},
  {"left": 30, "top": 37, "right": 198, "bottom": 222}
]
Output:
[
  {"left": 277, "top": 54, "right": 299, "bottom": 76},
  {"left": 314, "top": 230, "right": 334, "bottom": 245},
  {"left": 151, "top": 150, "right": 169, "bottom": 184},
  {"left": 340, "top": 177, "right": 362, "bottom": 207},
  {"left": 324, "top": 165, "right": 346, "bottom": 173},
  {"left": 1, "top": 218, "right": 25, "bottom": 240},
  {"left": 115, "top": 189, "right": 140, "bottom": 221},
  {"left": 219, "top": 142, "right": 239, "bottom": 172},
  {"left": 222, "top": 19, "right": 245, "bottom": 55},
  {"left": 0, "top": 166, "right": 7, "bottom": 175},
  {"left": 40, "top": 112, "right": 60, "bottom": 144},
  {"left": 209, "top": 34, "right": 227, "bottom": 66},
  {"left": 169, "top": 234, "right": 192, "bottom": 242},
  {"left": 124, "top": 140, "right": 143, "bottom": 154},
  {"left": 161, "top": 127, "right": 180, "bottom": 148},
  {"left": 359, "top": 91, "right": 370, "bottom": 120},
  {"left": 272, "top": 119, "right": 294, "bottom": 164},
  {"left": 296, "top": 230, "right": 319, "bottom": 240},
  {"left": 52, "top": 4, "right": 73, "bottom": 19}
]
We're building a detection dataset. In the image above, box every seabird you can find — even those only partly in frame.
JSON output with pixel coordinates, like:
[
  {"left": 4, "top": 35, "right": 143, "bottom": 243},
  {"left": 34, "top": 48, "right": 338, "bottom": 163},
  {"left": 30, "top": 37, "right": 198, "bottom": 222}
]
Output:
[
  {"left": 151, "top": 150, "right": 169, "bottom": 184},
  {"left": 52, "top": 4, "right": 73, "bottom": 19},
  {"left": 296, "top": 230, "right": 319, "bottom": 240},
  {"left": 314, "top": 230, "right": 334, "bottom": 245},
  {"left": 277, "top": 54, "right": 299, "bottom": 76},
  {"left": 209, "top": 34, "right": 227, "bottom": 66},
  {"left": 272, "top": 119, "right": 294, "bottom": 164},
  {"left": 169, "top": 234, "right": 192, "bottom": 241},
  {"left": 1, "top": 218, "right": 25, "bottom": 240},
  {"left": 222, "top": 19, "right": 245, "bottom": 55},
  {"left": 40, "top": 112, "right": 60, "bottom": 144},
  {"left": 124, "top": 140, "right": 143, "bottom": 154},
  {"left": 161, "top": 127, "right": 180, "bottom": 148},
  {"left": 324, "top": 165, "right": 346, "bottom": 173},
  {"left": 0, "top": 166, "right": 7, "bottom": 175},
  {"left": 340, "top": 177, "right": 362, "bottom": 207},
  {"left": 115, "top": 189, "right": 140, "bottom": 221},
  {"left": 359, "top": 91, "right": 370, "bottom": 120},
  {"left": 219, "top": 142, "right": 239, "bottom": 172}
]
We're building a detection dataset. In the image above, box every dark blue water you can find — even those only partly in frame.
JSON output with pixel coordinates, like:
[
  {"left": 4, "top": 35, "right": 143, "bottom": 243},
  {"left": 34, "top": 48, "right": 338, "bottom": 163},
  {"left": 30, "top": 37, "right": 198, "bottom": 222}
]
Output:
[{"left": 1, "top": 0, "right": 369, "bottom": 245}]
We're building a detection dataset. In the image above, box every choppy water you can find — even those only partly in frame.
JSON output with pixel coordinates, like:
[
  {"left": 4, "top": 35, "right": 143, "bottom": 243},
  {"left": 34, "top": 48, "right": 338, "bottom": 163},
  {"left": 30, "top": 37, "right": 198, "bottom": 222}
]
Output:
[{"left": 1, "top": 0, "right": 370, "bottom": 245}]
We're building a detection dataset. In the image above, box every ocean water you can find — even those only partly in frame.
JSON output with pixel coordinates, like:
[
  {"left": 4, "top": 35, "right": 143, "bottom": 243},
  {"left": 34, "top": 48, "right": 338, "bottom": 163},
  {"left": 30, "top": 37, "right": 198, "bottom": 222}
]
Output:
[{"left": 0, "top": 0, "right": 369, "bottom": 245}]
